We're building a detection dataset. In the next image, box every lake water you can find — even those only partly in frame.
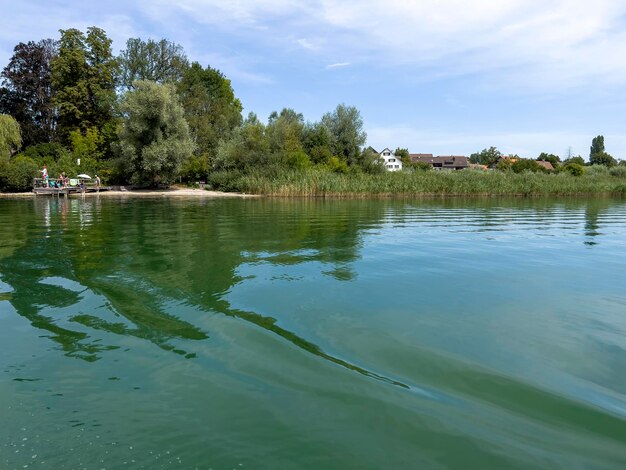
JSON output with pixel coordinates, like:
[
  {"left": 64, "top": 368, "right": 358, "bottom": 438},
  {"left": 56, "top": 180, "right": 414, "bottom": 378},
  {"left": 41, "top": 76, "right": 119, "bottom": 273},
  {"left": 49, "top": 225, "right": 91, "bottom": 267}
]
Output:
[{"left": 1, "top": 196, "right": 625, "bottom": 469}]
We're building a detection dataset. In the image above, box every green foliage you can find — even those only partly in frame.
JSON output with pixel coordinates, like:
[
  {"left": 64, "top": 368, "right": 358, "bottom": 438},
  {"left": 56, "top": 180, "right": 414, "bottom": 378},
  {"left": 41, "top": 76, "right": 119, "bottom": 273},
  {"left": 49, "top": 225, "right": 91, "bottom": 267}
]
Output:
[
  {"left": 584, "top": 165, "right": 610, "bottom": 176},
  {"left": 354, "top": 147, "right": 385, "bottom": 174},
  {"left": 215, "top": 112, "right": 271, "bottom": 171},
  {"left": 51, "top": 27, "right": 118, "bottom": 145},
  {"left": 118, "top": 38, "right": 188, "bottom": 90},
  {"left": 22, "top": 142, "right": 68, "bottom": 162},
  {"left": 302, "top": 122, "right": 333, "bottom": 164},
  {"left": 208, "top": 170, "right": 245, "bottom": 192},
  {"left": 590, "top": 135, "right": 605, "bottom": 157},
  {"left": 469, "top": 147, "right": 502, "bottom": 166},
  {"left": 0, "top": 154, "right": 38, "bottom": 191},
  {"left": 178, "top": 62, "right": 242, "bottom": 159},
  {"left": 267, "top": 108, "right": 305, "bottom": 154},
  {"left": 394, "top": 147, "right": 410, "bottom": 165},
  {"left": 0, "top": 39, "right": 57, "bottom": 146},
  {"left": 116, "top": 80, "right": 195, "bottom": 186},
  {"left": 325, "top": 156, "right": 348, "bottom": 173},
  {"left": 0, "top": 114, "right": 21, "bottom": 160},
  {"left": 589, "top": 151, "right": 616, "bottom": 167},
  {"left": 564, "top": 156, "right": 585, "bottom": 166},
  {"left": 495, "top": 158, "right": 514, "bottom": 172},
  {"left": 220, "top": 166, "right": 626, "bottom": 197},
  {"left": 562, "top": 163, "right": 584, "bottom": 176},
  {"left": 511, "top": 159, "right": 548, "bottom": 173},
  {"left": 609, "top": 166, "right": 626, "bottom": 177},
  {"left": 537, "top": 152, "right": 560, "bottom": 166},
  {"left": 180, "top": 154, "right": 210, "bottom": 182},
  {"left": 412, "top": 161, "right": 433, "bottom": 171},
  {"left": 69, "top": 126, "right": 104, "bottom": 161},
  {"left": 321, "top": 104, "right": 367, "bottom": 166}
]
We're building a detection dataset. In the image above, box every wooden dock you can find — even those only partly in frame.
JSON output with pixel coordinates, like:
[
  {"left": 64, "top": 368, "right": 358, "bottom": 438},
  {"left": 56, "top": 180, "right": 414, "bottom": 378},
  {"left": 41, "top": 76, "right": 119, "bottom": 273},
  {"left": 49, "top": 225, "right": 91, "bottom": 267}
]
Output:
[
  {"left": 33, "top": 187, "right": 79, "bottom": 197},
  {"left": 32, "top": 177, "right": 113, "bottom": 197}
]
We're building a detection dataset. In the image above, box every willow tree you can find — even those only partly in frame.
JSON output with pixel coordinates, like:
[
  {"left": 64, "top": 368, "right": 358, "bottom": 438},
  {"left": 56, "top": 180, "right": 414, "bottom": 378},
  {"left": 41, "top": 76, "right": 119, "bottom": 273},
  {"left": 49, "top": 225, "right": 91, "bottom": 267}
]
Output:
[
  {"left": 117, "top": 80, "right": 195, "bottom": 186},
  {"left": 0, "top": 114, "right": 22, "bottom": 161},
  {"left": 321, "top": 104, "right": 367, "bottom": 167}
]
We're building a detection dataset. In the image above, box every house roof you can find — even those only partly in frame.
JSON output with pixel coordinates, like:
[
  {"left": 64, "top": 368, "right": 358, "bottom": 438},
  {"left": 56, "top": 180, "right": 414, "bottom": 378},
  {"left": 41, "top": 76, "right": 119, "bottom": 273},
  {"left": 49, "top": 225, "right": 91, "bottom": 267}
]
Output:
[
  {"left": 411, "top": 155, "right": 469, "bottom": 167},
  {"left": 536, "top": 160, "right": 554, "bottom": 170},
  {"left": 409, "top": 153, "right": 433, "bottom": 161}
]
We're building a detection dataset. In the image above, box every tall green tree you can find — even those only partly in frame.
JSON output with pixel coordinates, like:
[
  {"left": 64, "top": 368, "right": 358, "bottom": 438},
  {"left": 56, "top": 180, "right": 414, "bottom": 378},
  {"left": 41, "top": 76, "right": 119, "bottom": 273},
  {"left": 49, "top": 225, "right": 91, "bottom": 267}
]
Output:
[
  {"left": 589, "top": 135, "right": 616, "bottom": 167},
  {"left": 51, "top": 27, "right": 118, "bottom": 146},
  {"left": 0, "top": 114, "right": 22, "bottom": 161},
  {"left": 395, "top": 147, "right": 410, "bottom": 166},
  {"left": 321, "top": 104, "right": 367, "bottom": 166},
  {"left": 469, "top": 147, "right": 502, "bottom": 166},
  {"left": 118, "top": 38, "right": 189, "bottom": 90},
  {"left": 116, "top": 80, "right": 194, "bottom": 186},
  {"left": 215, "top": 112, "right": 269, "bottom": 171},
  {"left": 589, "top": 135, "right": 605, "bottom": 157},
  {"left": 302, "top": 121, "right": 333, "bottom": 164},
  {"left": 177, "top": 62, "right": 242, "bottom": 161},
  {"left": 0, "top": 39, "right": 57, "bottom": 147}
]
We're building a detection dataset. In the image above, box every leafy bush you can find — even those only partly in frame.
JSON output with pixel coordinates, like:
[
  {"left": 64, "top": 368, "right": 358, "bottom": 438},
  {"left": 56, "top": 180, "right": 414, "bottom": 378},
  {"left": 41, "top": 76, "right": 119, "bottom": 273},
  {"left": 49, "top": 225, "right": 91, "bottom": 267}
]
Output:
[
  {"left": 609, "top": 166, "right": 626, "bottom": 178},
  {"left": 22, "top": 142, "right": 69, "bottom": 162},
  {"left": 325, "top": 156, "right": 348, "bottom": 173},
  {"left": 562, "top": 163, "right": 584, "bottom": 177},
  {"left": 208, "top": 170, "right": 245, "bottom": 192},
  {"left": 511, "top": 159, "right": 548, "bottom": 173},
  {"left": 180, "top": 154, "right": 209, "bottom": 182},
  {"left": 413, "top": 161, "right": 433, "bottom": 171},
  {"left": 585, "top": 165, "right": 609, "bottom": 176},
  {"left": 0, "top": 155, "right": 38, "bottom": 191}
]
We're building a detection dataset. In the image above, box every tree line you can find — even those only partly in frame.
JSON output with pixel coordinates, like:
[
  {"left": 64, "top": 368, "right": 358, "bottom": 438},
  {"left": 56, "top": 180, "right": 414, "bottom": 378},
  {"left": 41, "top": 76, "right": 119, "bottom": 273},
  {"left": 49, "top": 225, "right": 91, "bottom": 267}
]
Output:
[
  {"left": 0, "top": 26, "right": 375, "bottom": 191},
  {"left": 467, "top": 136, "right": 624, "bottom": 177}
]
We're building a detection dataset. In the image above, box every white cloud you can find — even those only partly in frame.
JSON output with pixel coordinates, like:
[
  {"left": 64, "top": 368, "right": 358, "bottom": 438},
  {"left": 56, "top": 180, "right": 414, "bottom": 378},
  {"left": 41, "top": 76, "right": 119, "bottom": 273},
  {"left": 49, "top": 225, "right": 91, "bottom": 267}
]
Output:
[
  {"left": 296, "top": 38, "right": 319, "bottom": 51},
  {"left": 326, "top": 62, "right": 350, "bottom": 69},
  {"left": 134, "top": 0, "right": 626, "bottom": 91}
]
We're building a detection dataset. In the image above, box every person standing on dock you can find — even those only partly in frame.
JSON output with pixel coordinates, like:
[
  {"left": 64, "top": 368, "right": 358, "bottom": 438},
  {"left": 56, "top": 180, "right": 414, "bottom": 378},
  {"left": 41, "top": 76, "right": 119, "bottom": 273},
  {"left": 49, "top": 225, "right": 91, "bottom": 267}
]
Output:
[
  {"left": 95, "top": 174, "right": 101, "bottom": 190},
  {"left": 41, "top": 165, "right": 48, "bottom": 186}
]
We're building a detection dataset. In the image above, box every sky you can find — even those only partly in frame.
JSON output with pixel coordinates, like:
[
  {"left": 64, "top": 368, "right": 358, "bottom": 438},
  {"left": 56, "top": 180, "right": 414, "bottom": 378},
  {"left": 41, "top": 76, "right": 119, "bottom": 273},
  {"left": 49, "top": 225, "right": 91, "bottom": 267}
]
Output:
[{"left": 1, "top": 0, "right": 626, "bottom": 160}]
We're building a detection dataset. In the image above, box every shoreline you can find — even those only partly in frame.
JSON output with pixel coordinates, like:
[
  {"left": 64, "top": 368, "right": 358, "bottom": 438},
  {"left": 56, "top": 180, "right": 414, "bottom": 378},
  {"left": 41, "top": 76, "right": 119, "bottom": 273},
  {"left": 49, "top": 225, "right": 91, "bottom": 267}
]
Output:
[{"left": 0, "top": 187, "right": 259, "bottom": 199}]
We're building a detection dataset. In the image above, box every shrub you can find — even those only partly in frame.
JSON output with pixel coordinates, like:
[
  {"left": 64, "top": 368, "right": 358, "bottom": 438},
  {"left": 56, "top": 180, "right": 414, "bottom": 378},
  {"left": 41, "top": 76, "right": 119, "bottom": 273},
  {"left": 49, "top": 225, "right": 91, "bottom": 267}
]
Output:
[
  {"left": 1, "top": 155, "right": 38, "bottom": 192},
  {"left": 609, "top": 166, "right": 626, "bottom": 178},
  {"left": 208, "top": 170, "right": 245, "bottom": 192},
  {"left": 562, "top": 163, "right": 584, "bottom": 177},
  {"left": 180, "top": 154, "right": 209, "bottom": 182},
  {"left": 413, "top": 161, "right": 433, "bottom": 171},
  {"left": 585, "top": 165, "right": 609, "bottom": 176},
  {"left": 511, "top": 159, "right": 547, "bottom": 173},
  {"left": 325, "top": 156, "right": 348, "bottom": 174}
]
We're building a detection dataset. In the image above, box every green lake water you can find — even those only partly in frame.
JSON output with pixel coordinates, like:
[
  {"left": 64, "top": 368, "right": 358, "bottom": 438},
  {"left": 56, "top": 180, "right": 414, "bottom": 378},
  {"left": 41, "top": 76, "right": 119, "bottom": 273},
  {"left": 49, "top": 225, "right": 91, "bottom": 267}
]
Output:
[{"left": 1, "top": 196, "right": 625, "bottom": 469}]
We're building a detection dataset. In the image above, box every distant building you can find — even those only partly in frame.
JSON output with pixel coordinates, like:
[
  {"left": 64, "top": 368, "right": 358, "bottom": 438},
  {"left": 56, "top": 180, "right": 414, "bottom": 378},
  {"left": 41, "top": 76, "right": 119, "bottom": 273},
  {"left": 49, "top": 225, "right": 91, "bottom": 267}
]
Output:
[
  {"left": 379, "top": 148, "right": 403, "bottom": 171},
  {"left": 535, "top": 160, "right": 555, "bottom": 171},
  {"left": 410, "top": 154, "right": 468, "bottom": 170}
]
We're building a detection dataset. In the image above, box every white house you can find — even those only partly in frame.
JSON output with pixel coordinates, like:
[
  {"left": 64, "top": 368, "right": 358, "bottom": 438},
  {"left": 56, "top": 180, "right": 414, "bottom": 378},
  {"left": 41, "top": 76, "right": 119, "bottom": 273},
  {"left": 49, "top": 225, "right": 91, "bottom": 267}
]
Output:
[{"left": 379, "top": 148, "right": 403, "bottom": 172}]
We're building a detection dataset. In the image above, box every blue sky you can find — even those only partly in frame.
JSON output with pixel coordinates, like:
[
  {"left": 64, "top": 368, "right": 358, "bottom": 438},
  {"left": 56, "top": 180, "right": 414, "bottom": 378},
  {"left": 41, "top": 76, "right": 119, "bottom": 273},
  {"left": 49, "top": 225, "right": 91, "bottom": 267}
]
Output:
[{"left": 1, "top": 0, "right": 626, "bottom": 160}]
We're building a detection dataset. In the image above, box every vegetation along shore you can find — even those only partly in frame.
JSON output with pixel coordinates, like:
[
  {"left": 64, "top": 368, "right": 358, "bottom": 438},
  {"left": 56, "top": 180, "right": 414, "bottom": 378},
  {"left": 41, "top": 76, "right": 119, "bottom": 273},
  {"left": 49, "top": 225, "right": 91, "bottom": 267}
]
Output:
[{"left": 0, "top": 27, "right": 625, "bottom": 197}]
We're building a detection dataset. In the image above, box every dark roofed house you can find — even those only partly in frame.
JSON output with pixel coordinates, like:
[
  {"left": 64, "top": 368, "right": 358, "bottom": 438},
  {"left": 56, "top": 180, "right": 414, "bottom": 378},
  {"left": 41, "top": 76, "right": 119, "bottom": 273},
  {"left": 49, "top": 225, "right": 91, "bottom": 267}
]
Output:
[
  {"left": 409, "top": 153, "right": 434, "bottom": 162},
  {"left": 410, "top": 154, "right": 468, "bottom": 170}
]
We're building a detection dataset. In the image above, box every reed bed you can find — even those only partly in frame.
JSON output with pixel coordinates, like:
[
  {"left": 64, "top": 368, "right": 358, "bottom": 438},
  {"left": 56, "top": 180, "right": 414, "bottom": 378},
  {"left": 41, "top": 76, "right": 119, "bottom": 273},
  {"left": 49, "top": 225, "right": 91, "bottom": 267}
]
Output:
[{"left": 212, "top": 168, "right": 626, "bottom": 197}]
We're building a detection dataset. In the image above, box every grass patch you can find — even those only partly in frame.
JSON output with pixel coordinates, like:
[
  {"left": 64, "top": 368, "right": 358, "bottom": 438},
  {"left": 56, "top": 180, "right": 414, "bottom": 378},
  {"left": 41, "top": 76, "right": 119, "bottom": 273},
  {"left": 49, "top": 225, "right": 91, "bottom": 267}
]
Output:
[{"left": 209, "top": 168, "right": 626, "bottom": 197}]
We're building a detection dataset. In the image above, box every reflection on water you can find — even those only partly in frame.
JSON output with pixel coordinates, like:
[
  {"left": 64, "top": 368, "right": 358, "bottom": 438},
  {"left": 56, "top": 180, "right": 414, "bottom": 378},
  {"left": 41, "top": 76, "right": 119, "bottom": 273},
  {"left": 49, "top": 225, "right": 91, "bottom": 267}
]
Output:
[{"left": 1, "top": 196, "right": 626, "bottom": 468}]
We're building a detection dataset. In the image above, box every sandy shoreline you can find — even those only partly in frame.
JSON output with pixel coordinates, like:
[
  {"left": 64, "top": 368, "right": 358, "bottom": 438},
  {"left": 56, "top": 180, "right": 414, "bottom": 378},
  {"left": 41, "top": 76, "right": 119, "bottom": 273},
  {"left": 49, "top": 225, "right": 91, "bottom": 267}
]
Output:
[{"left": 0, "top": 186, "right": 258, "bottom": 199}]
